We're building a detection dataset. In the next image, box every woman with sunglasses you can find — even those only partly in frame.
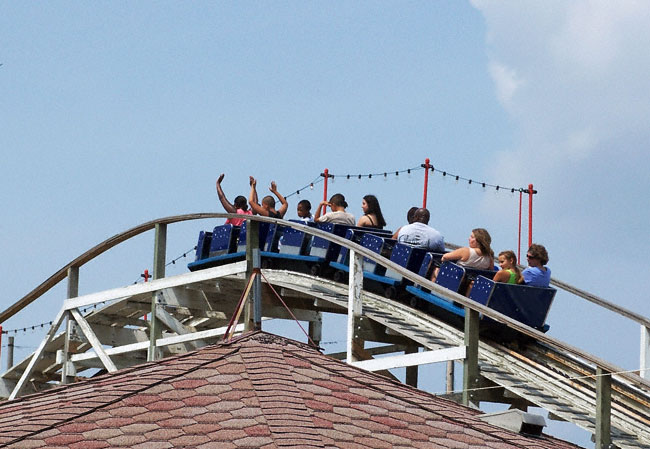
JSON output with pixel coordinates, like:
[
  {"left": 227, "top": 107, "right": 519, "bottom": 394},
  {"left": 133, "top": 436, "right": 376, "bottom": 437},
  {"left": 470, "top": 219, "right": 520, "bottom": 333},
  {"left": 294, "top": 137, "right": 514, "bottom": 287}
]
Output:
[{"left": 522, "top": 244, "right": 551, "bottom": 287}]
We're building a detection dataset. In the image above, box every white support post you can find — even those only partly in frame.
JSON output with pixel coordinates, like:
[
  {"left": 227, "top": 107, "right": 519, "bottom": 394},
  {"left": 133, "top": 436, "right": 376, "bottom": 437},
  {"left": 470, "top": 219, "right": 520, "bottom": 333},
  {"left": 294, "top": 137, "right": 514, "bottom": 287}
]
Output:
[
  {"left": 641, "top": 325, "right": 650, "bottom": 380},
  {"left": 60, "top": 311, "right": 75, "bottom": 384},
  {"left": 346, "top": 250, "right": 363, "bottom": 363},
  {"left": 9, "top": 309, "right": 66, "bottom": 400},
  {"left": 70, "top": 308, "right": 117, "bottom": 373}
]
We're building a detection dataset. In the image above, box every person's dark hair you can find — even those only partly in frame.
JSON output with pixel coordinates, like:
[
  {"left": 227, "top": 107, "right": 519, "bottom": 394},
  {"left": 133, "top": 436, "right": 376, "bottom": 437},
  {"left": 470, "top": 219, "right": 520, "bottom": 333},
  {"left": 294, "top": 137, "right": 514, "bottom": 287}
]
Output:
[
  {"left": 363, "top": 194, "right": 386, "bottom": 228},
  {"left": 234, "top": 195, "right": 248, "bottom": 210},
  {"left": 329, "top": 193, "right": 348, "bottom": 208},
  {"left": 262, "top": 195, "right": 276, "bottom": 208},
  {"left": 298, "top": 199, "right": 311, "bottom": 211},
  {"left": 413, "top": 208, "right": 430, "bottom": 224},
  {"left": 472, "top": 228, "right": 494, "bottom": 260},
  {"left": 527, "top": 243, "right": 549, "bottom": 265},
  {"left": 406, "top": 206, "right": 418, "bottom": 224}
]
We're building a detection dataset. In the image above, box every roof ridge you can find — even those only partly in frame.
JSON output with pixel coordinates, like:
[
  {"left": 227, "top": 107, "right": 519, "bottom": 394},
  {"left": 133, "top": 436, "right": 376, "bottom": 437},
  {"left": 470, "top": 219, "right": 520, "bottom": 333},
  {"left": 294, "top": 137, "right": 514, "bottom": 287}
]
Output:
[{"left": 240, "top": 339, "right": 327, "bottom": 448}]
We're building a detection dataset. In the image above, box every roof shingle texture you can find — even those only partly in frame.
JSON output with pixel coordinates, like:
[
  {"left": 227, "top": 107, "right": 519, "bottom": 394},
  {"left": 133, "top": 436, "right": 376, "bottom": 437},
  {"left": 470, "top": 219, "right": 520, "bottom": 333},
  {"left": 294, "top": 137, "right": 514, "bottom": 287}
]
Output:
[{"left": 0, "top": 331, "right": 583, "bottom": 448}]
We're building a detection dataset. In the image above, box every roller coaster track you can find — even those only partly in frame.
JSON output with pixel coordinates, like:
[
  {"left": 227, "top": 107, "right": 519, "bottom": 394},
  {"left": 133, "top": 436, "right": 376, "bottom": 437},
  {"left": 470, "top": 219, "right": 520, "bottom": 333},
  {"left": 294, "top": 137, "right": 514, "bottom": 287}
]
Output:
[{"left": 1, "top": 214, "right": 649, "bottom": 448}]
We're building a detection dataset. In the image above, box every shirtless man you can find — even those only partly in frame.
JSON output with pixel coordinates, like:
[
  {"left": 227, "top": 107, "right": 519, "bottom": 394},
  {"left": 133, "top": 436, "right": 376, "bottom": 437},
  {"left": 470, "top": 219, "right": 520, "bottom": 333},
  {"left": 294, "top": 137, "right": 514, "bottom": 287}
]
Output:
[{"left": 248, "top": 176, "right": 289, "bottom": 219}]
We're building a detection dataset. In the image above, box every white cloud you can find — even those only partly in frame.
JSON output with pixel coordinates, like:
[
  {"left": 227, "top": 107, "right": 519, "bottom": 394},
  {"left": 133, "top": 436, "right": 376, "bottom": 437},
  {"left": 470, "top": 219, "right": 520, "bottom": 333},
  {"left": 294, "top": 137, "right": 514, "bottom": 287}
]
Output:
[
  {"left": 488, "top": 61, "right": 524, "bottom": 111},
  {"left": 565, "top": 127, "right": 597, "bottom": 161},
  {"left": 472, "top": 1, "right": 650, "bottom": 284},
  {"left": 551, "top": 1, "right": 650, "bottom": 72},
  {"left": 472, "top": 1, "right": 650, "bottom": 167}
]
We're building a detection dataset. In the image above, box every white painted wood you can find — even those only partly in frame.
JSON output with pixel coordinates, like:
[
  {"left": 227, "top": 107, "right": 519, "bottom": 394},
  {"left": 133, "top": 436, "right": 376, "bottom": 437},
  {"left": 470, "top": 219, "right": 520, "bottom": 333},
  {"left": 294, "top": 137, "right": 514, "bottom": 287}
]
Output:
[
  {"left": 70, "top": 308, "right": 117, "bottom": 373},
  {"left": 160, "top": 287, "right": 212, "bottom": 312},
  {"left": 156, "top": 307, "right": 194, "bottom": 335},
  {"left": 9, "top": 309, "right": 66, "bottom": 400},
  {"left": 347, "top": 250, "right": 363, "bottom": 363},
  {"left": 65, "top": 261, "right": 247, "bottom": 310},
  {"left": 155, "top": 307, "right": 206, "bottom": 350},
  {"left": 70, "top": 323, "right": 247, "bottom": 363},
  {"left": 641, "top": 326, "right": 650, "bottom": 380},
  {"left": 352, "top": 346, "right": 466, "bottom": 372}
]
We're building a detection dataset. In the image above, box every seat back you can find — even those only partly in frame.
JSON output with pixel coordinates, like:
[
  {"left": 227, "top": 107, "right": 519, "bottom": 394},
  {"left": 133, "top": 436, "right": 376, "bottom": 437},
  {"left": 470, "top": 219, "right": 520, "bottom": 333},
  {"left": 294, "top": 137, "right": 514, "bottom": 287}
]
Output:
[
  {"left": 468, "top": 275, "right": 494, "bottom": 306},
  {"left": 263, "top": 223, "right": 283, "bottom": 252},
  {"left": 309, "top": 223, "right": 349, "bottom": 261},
  {"left": 435, "top": 262, "right": 467, "bottom": 293},
  {"left": 463, "top": 266, "right": 497, "bottom": 281},
  {"left": 236, "top": 221, "right": 271, "bottom": 253},
  {"left": 278, "top": 226, "right": 311, "bottom": 255},
  {"left": 359, "top": 233, "right": 387, "bottom": 274},
  {"left": 384, "top": 243, "right": 427, "bottom": 281},
  {"left": 208, "top": 224, "right": 240, "bottom": 257},
  {"left": 487, "top": 282, "right": 556, "bottom": 330},
  {"left": 195, "top": 230, "right": 212, "bottom": 261}
]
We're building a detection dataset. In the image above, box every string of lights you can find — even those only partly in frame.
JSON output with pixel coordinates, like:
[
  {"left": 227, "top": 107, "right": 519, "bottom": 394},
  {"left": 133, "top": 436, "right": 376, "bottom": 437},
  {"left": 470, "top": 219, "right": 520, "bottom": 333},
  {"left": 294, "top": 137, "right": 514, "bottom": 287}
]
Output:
[
  {"left": 285, "top": 175, "right": 324, "bottom": 199},
  {"left": 317, "top": 161, "right": 534, "bottom": 194},
  {"left": 2, "top": 246, "right": 199, "bottom": 335},
  {"left": 326, "top": 164, "right": 423, "bottom": 180}
]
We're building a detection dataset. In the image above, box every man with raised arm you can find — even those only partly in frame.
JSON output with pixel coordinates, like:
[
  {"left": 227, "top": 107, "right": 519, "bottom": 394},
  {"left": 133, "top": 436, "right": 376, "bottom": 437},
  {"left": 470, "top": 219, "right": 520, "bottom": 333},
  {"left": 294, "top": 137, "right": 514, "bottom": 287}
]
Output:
[{"left": 248, "top": 176, "right": 289, "bottom": 219}]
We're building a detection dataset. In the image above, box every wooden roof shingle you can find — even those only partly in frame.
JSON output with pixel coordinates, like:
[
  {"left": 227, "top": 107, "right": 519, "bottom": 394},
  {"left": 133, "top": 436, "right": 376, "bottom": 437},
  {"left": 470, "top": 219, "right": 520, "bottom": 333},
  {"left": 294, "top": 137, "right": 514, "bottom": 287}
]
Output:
[{"left": 0, "top": 331, "right": 584, "bottom": 448}]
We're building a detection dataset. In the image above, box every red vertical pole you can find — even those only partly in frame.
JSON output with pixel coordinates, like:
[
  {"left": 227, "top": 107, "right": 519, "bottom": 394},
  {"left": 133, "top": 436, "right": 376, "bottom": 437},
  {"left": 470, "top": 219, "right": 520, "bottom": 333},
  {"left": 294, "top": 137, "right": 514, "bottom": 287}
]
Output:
[
  {"left": 528, "top": 184, "right": 534, "bottom": 248},
  {"left": 322, "top": 168, "right": 329, "bottom": 215},
  {"left": 143, "top": 270, "right": 149, "bottom": 321},
  {"left": 518, "top": 191, "right": 523, "bottom": 262},
  {"left": 422, "top": 158, "right": 430, "bottom": 208}
]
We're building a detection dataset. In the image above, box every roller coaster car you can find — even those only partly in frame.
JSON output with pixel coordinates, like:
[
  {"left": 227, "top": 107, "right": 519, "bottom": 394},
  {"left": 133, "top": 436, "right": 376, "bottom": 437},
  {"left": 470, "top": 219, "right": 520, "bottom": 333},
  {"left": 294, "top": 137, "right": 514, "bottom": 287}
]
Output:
[
  {"left": 329, "top": 232, "right": 424, "bottom": 298},
  {"left": 406, "top": 262, "right": 555, "bottom": 338},
  {"left": 269, "top": 223, "right": 392, "bottom": 277},
  {"left": 188, "top": 222, "right": 270, "bottom": 271},
  {"left": 188, "top": 223, "right": 555, "bottom": 340},
  {"left": 189, "top": 221, "right": 388, "bottom": 274}
]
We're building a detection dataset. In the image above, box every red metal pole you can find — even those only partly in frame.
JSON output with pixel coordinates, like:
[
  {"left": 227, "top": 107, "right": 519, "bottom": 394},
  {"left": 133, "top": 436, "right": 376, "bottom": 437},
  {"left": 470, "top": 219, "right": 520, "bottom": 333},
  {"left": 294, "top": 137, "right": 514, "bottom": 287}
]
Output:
[
  {"left": 422, "top": 158, "right": 430, "bottom": 208},
  {"left": 143, "top": 270, "right": 149, "bottom": 321},
  {"left": 518, "top": 191, "right": 522, "bottom": 262},
  {"left": 322, "top": 168, "right": 329, "bottom": 215},
  {"left": 528, "top": 184, "right": 534, "bottom": 248}
]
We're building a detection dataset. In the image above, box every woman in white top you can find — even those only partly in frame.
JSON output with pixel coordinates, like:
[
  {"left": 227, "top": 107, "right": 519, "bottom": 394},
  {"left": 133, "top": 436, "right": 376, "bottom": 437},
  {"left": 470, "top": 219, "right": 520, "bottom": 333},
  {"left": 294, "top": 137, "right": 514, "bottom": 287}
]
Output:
[
  {"left": 432, "top": 228, "right": 494, "bottom": 292},
  {"left": 442, "top": 228, "right": 494, "bottom": 269}
]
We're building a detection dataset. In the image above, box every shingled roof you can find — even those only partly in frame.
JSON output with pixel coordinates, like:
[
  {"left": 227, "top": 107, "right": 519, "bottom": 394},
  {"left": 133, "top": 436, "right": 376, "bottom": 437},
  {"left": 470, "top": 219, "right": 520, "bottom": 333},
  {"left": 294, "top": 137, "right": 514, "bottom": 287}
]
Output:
[{"left": 0, "top": 331, "right": 583, "bottom": 449}]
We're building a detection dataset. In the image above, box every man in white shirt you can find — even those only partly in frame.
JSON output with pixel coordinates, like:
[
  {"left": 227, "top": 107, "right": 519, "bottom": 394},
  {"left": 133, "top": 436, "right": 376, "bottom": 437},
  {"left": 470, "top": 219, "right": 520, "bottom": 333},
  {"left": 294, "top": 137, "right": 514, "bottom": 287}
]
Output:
[{"left": 397, "top": 208, "right": 444, "bottom": 252}]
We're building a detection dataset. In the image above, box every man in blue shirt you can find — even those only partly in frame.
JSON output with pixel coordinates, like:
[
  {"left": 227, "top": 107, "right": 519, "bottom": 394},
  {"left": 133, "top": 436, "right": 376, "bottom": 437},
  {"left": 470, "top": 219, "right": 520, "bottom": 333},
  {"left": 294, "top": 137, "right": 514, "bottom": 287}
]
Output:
[{"left": 522, "top": 244, "right": 551, "bottom": 287}]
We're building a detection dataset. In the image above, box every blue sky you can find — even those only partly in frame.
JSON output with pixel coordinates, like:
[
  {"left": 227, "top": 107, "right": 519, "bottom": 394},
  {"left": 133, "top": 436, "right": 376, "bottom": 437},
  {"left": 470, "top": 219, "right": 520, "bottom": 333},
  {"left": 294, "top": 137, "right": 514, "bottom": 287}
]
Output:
[{"left": 2, "top": 2, "right": 649, "bottom": 445}]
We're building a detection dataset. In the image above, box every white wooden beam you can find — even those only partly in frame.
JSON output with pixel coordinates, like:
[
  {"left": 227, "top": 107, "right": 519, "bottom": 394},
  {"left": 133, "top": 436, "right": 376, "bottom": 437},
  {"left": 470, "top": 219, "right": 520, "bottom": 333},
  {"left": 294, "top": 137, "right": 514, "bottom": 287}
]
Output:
[
  {"left": 70, "top": 308, "right": 117, "bottom": 373},
  {"left": 65, "top": 261, "right": 247, "bottom": 310},
  {"left": 347, "top": 250, "right": 363, "bottom": 363},
  {"left": 351, "top": 346, "right": 466, "bottom": 372},
  {"left": 70, "top": 323, "right": 248, "bottom": 364},
  {"left": 641, "top": 325, "right": 650, "bottom": 380},
  {"left": 9, "top": 309, "right": 66, "bottom": 400},
  {"left": 160, "top": 286, "right": 212, "bottom": 312}
]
